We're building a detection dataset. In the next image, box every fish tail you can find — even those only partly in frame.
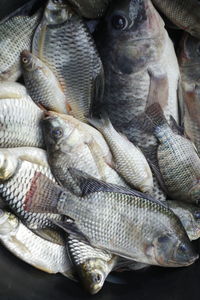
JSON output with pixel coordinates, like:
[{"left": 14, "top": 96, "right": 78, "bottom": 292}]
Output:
[
  {"left": 88, "top": 113, "right": 113, "bottom": 133},
  {"left": 24, "top": 172, "right": 62, "bottom": 214},
  {"left": 145, "top": 103, "right": 168, "bottom": 130}
]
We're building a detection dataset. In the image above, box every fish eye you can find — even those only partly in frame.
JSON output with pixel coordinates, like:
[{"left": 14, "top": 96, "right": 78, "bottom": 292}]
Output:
[
  {"left": 93, "top": 273, "right": 102, "bottom": 284},
  {"left": 51, "top": 127, "right": 63, "bottom": 139},
  {"left": 111, "top": 15, "right": 128, "bottom": 30},
  {"left": 194, "top": 211, "right": 200, "bottom": 220},
  {"left": 178, "top": 243, "right": 187, "bottom": 253},
  {"left": 22, "top": 57, "right": 29, "bottom": 64},
  {"left": 52, "top": 0, "right": 62, "bottom": 4},
  {"left": 157, "top": 236, "right": 170, "bottom": 243}
]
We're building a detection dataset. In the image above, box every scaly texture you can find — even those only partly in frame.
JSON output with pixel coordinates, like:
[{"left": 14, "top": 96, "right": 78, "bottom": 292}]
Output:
[
  {"left": 0, "top": 97, "right": 44, "bottom": 148},
  {"left": 152, "top": 0, "right": 200, "bottom": 39},
  {"left": 0, "top": 12, "right": 40, "bottom": 81},
  {"left": 32, "top": 0, "right": 103, "bottom": 122},
  {"left": 67, "top": 0, "right": 111, "bottom": 18}
]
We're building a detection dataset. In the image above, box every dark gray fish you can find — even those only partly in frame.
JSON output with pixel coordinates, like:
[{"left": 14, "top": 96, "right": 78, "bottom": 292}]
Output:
[
  {"left": 32, "top": 0, "right": 104, "bottom": 122},
  {"left": 24, "top": 170, "right": 198, "bottom": 267},
  {"left": 179, "top": 34, "right": 200, "bottom": 155},
  {"left": 152, "top": 0, "right": 200, "bottom": 39}
]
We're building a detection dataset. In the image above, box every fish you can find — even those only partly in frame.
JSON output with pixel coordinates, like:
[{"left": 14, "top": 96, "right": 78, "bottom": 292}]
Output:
[
  {"left": 0, "top": 150, "right": 62, "bottom": 230},
  {"left": 94, "top": 0, "right": 179, "bottom": 130},
  {"left": 0, "top": 1, "right": 41, "bottom": 81},
  {"left": 66, "top": 0, "right": 111, "bottom": 19},
  {"left": 88, "top": 115, "right": 153, "bottom": 193},
  {"left": 0, "top": 82, "right": 28, "bottom": 99},
  {"left": 32, "top": 0, "right": 104, "bottom": 122},
  {"left": 42, "top": 114, "right": 126, "bottom": 195},
  {"left": 67, "top": 236, "right": 117, "bottom": 294},
  {"left": 151, "top": 0, "right": 200, "bottom": 39},
  {"left": 136, "top": 103, "right": 200, "bottom": 204},
  {"left": 167, "top": 201, "right": 200, "bottom": 241},
  {"left": 178, "top": 34, "right": 200, "bottom": 155},
  {"left": 0, "top": 96, "right": 44, "bottom": 148},
  {"left": 24, "top": 169, "right": 198, "bottom": 267},
  {"left": 21, "top": 50, "right": 68, "bottom": 114},
  {"left": 0, "top": 209, "right": 74, "bottom": 277}
]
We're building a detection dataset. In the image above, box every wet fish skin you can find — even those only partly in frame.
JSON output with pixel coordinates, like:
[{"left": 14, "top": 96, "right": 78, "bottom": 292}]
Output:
[
  {"left": 25, "top": 170, "right": 198, "bottom": 267},
  {"left": 142, "top": 103, "right": 200, "bottom": 204},
  {"left": 21, "top": 51, "right": 68, "bottom": 114},
  {"left": 0, "top": 8, "right": 41, "bottom": 81},
  {"left": 67, "top": 237, "right": 117, "bottom": 294},
  {"left": 167, "top": 201, "right": 200, "bottom": 241},
  {"left": 0, "top": 210, "right": 73, "bottom": 276},
  {"left": 42, "top": 114, "right": 126, "bottom": 194},
  {"left": 32, "top": 0, "right": 104, "bottom": 122},
  {"left": 152, "top": 0, "right": 200, "bottom": 39},
  {"left": 0, "top": 151, "right": 61, "bottom": 229},
  {"left": 89, "top": 115, "right": 153, "bottom": 193},
  {"left": 0, "top": 96, "right": 44, "bottom": 148},
  {"left": 66, "top": 0, "right": 111, "bottom": 19},
  {"left": 0, "top": 82, "right": 28, "bottom": 99},
  {"left": 179, "top": 34, "right": 200, "bottom": 155}
]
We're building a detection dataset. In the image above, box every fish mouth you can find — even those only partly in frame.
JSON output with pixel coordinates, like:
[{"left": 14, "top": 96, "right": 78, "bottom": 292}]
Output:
[{"left": 155, "top": 253, "right": 199, "bottom": 267}]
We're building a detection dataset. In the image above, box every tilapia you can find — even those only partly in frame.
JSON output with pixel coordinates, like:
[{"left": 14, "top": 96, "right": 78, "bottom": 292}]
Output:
[
  {"left": 0, "top": 1, "right": 41, "bottom": 81},
  {"left": 67, "top": 236, "right": 117, "bottom": 294},
  {"left": 89, "top": 115, "right": 153, "bottom": 193},
  {"left": 42, "top": 114, "right": 126, "bottom": 194},
  {"left": 94, "top": 0, "right": 179, "bottom": 131},
  {"left": 179, "top": 34, "right": 200, "bottom": 155},
  {"left": 66, "top": 0, "right": 111, "bottom": 19},
  {"left": 0, "top": 150, "right": 62, "bottom": 229},
  {"left": 0, "top": 210, "right": 73, "bottom": 277},
  {"left": 151, "top": 0, "right": 200, "bottom": 39},
  {"left": 21, "top": 51, "right": 68, "bottom": 114},
  {"left": 0, "top": 96, "right": 44, "bottom": 148},
  {"left": 137, "top": 103, "right": 200, "bottom": 204},
  {"left": 25, "top": 169, "right": 198, "bottom": 267},
  {"left": 167, "top": 201, "right": 200, "bottom": 241},
  {"left": 32, "top": 0, "right": 104, "bottom": 122}
]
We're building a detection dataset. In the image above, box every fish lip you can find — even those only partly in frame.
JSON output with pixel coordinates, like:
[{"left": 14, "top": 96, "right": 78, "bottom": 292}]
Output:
[{"left": 155, "top": 253, "right": 199, "bottom": 267}]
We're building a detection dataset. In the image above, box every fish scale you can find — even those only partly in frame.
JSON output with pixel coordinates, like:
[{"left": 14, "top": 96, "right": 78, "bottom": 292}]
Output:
[
  {"left": 0, "top": 97, "right": 44, "bottom": 148},
  {"left": 0, "top": 12, "right": 41, "bottom": 81},
  {"left": 32, "top": 0, "right": 103, "bottom": 122},
  {"left": 0, "top": 159, "right": 62, "bottom": 229}
]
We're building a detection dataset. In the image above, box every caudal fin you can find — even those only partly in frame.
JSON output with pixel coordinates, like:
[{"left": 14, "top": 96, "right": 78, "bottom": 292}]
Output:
[{"left": 24, "top": 172, "right": 63, "bottom": 213}]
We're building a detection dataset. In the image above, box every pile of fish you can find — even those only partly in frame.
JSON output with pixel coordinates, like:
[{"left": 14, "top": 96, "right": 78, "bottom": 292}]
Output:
[{"left": 0, "top": 0, "right": 200, "bottom": 295}]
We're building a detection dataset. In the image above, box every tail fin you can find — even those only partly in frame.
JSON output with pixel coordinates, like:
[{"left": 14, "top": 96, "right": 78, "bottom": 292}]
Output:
[
  {"left": 88, "top": 112, "right": 112, "bottom": 134},
  {"left": 24, "top": 172, "right": 64, "bottom": 214},
  {"left": 145, "top": 103, "right": 169, "bottom": 129}
]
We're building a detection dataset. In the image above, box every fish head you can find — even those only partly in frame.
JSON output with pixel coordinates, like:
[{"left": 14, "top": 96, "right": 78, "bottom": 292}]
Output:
[
  {"left": 79, "top": 259, "right": 109, "bottom": 295},
  {"left": 95, "top": 0, "right": 164, "bottom": 74},
  {"left": 179, "top": 34, "right": 200, "bottom": 81},
  {"left": 42, "top": 114, "right": 79, "bottom": 152},
  {"left": 0, "top": 210, "right": 19, "bottom": 235},
  {"left": 189, "top": 180, "right": 200, "bottom": 205},
  {"left": 21, "top": 50, "right": 41, "bottom": 72},
  {"left": 44, "top": 0, "right": 74, "bottom": 24},
  {"left": 0, "top": 152, "right": 19, "bottom": 181},
  {"left": 149, "top": 225, "right": 198, "bottom": 267}
]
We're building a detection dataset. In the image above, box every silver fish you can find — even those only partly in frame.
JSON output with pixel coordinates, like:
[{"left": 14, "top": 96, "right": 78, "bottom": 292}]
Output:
[
  {"left": 0, "top": 3, "right": 41, "bottom": 81},
  {"left": 21, "top": 50, "right": 68, "bottom": 114},
  {"left": 24, "top": 170, "right": 198, "bottom": 267},
  {"left": 0, "top": 210, "right": 73, "bottom": 277},
  {"left": 32, "top": 0, "right": 104, "bottom": 122}
]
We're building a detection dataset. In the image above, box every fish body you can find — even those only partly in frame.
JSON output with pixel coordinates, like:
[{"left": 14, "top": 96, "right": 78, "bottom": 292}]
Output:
[
  {"left": 0, "top": 96, "right": 44, "bottom": 148},
  {"left": 67, "top": 237, "right": 117, "bottom": 294},
  {"left": 89, "top": 116, "right": 153, "bottom": 193},
  {"left": 21, "top": 51, "right": 67, "bottom": 114},
  {"left": 0, "top": 82, "right": 28, "bottom": 99},
  {"left": 66, "top": 0, "right": 111, "bottom": 19},
  {"left": 167, "top": 201, "right": 200, "bottom": 241},
  {"left": 0, "top": 8, "right": 40, "bottom": 81},
  {"left": 42, "top": 115, "right": 126, "bottom": 194},
  {"left": 179, "top": 34, "right": 200, "bottom": 155},
  {"left": 152, "top": 0, "right": 200, "bottom": 39},
  {"left": 25, "top": 170, "right": 198, "bottom": 267},
  {"left": 0, "top": 151, "right": 61, "bottom": 229},
  {"left": 0, "top": 210, "right": 73, "bottom": 276},
  {"left": 32, "top": 0, "right": 104, "bottom": 122},
  {"left": 143, "top": 104, "right": 200, "bottom": 204}
]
